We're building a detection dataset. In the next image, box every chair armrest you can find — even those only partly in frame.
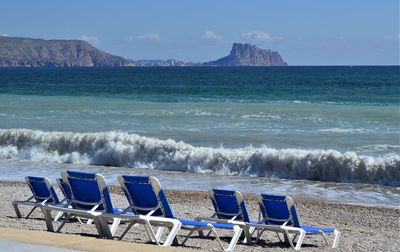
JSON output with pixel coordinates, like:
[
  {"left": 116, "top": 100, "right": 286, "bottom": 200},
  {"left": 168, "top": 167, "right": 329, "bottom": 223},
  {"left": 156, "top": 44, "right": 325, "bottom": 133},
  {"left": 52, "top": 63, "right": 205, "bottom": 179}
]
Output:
[
  {"left": 280, "top": 226, "right": 304, "bottom": 234},
  {"left": 195, "top": 216, "right": 246, "bottom": 226}
]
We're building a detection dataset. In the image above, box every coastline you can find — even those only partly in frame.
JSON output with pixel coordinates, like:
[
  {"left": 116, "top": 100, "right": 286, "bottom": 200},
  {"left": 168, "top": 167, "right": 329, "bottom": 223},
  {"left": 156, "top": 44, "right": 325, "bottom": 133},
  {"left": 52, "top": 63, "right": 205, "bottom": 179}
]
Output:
[{"left": 0, "top": 180, "right": 399, "bottom": 251}]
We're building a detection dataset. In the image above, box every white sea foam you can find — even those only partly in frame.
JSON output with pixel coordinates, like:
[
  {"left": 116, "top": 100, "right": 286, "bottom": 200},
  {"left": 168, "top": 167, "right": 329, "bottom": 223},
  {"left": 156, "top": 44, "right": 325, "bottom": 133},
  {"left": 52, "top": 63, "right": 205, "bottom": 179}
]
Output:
[
  {"left": 360, "top": 144, "right": 400, "bottom": 151},
  {"left": 318, "top": 128, "right": 372, "bottom": 134},
  {"left": 241, "top": 114, "right": 281, "bottom": 120},
  {"left": 0, "top": 128, "right": 399, "bottom": 185}
]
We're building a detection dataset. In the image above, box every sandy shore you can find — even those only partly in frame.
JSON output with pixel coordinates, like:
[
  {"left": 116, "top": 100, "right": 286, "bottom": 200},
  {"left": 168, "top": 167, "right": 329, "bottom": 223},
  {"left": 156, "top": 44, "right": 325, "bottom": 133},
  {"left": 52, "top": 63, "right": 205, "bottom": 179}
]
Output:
[
  {"left": 0, "top": 227, "right": 192, "bottom": 252},
  {"left": 0, "top": 181, "right": 399, "bottom": 251}
]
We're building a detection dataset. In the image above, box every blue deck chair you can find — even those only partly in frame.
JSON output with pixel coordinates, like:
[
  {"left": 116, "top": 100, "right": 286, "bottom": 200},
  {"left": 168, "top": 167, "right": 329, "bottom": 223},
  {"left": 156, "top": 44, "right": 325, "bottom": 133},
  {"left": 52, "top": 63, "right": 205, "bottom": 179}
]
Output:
[
  {"left": 42, "top": 171, "right": 123, "bottom": 237},
  {"left": 257, "top": 194, "right": 340, "bottom": 250},
  {"left": 202, "top": 189, "right": 259, "bottom": 243},
  {"left": 12, "top": 176, "right": 61, "bottom": 220},
  {"left": 117, "top": 175, "right": 243, "bottom": 252}
]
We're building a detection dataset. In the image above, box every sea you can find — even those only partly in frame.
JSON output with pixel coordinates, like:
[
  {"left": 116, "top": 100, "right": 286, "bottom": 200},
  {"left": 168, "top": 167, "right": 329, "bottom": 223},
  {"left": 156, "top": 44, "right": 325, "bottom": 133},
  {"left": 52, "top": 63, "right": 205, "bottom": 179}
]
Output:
[{"left": 0, "top": 66, "right": 399, "bottom": 208}]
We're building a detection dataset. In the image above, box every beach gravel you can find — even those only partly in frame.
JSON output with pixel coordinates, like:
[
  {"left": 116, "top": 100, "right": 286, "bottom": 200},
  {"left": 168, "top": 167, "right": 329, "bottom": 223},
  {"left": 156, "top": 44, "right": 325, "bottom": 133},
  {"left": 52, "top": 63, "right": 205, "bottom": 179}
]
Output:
[{"left": 0, "top": 181, "right": 399, "bottom": 251}]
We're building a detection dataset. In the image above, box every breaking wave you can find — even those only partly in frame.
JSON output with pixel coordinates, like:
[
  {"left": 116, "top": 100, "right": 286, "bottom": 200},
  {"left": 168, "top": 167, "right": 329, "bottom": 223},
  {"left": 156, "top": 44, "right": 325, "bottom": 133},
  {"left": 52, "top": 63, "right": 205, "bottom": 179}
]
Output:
[{"left": 0, "top": 128, "right": 399, "bottom": 185}]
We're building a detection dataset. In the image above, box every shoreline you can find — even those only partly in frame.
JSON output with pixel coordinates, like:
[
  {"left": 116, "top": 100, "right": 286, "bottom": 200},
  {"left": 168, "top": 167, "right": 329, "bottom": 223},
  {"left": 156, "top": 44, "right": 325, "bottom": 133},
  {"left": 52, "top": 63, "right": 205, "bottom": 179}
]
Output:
[{"left": 0, "top": 180, "right": 399, "bottom": 251}]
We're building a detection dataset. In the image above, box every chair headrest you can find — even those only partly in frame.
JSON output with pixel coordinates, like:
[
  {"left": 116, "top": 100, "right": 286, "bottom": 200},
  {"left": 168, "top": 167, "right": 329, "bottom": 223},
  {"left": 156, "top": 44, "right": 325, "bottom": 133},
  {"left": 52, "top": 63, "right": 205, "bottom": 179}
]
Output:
[
  {"left": 66, "top": 170, "right": 97, "bottom": 180},
  {"left": 120, "top": 175, "right": 151, "bottom": 184}
]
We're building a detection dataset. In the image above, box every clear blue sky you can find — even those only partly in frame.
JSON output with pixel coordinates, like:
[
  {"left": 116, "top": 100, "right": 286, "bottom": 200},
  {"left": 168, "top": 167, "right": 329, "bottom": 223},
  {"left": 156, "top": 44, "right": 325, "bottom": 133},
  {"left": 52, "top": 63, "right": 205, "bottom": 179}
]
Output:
[{"left": 0, "top": 0, "right": 398, "bottom": 65}]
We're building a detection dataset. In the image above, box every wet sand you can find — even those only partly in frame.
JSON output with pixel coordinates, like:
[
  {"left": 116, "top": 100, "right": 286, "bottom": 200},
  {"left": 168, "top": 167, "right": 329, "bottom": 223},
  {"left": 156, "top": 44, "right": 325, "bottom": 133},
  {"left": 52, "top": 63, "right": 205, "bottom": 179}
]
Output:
[{"left": 0, "top": 181, "right": 399, "bottom": 251}]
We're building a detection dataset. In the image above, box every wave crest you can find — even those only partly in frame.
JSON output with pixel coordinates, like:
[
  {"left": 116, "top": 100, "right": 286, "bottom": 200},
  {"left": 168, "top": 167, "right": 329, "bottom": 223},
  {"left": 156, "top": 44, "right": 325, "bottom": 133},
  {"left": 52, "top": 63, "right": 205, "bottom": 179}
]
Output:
[{"left": 0, "top": 128, "right": 399, "bottom": 185}]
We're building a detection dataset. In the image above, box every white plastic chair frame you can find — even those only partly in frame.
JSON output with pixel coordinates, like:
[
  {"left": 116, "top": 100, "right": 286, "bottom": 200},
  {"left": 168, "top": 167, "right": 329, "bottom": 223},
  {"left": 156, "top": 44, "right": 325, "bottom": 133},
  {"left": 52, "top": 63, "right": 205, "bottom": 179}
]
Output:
[
  {"left": 254, "top": 195, "right": 340, "bottom": 250},
  {"left": 197, "top": 190, "right": 258, "bottom": 248}
]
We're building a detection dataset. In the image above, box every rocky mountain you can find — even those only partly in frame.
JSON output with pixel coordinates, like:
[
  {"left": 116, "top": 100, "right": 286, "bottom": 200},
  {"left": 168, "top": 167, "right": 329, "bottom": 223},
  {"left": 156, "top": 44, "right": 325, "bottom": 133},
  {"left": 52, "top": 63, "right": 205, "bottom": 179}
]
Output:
[
  {"left": 0, "top": 36, "right": 134, "bottom": 67},
  {"left": 203, "top": 43, "right": 287, "bottom": 66}
]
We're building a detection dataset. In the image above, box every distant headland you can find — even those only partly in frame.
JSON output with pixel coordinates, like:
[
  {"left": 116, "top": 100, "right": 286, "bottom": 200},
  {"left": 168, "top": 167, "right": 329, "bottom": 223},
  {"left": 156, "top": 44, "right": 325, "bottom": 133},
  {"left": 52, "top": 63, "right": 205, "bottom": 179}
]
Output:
[
  {"left": 0, "top": 36, "right": 287, "bottom": 67},
  {"left": 203, "top": 43, "right": 287, "bottom": 66},
  {"left": 0, "top": 36, "right": 134, "bottom": 67}
]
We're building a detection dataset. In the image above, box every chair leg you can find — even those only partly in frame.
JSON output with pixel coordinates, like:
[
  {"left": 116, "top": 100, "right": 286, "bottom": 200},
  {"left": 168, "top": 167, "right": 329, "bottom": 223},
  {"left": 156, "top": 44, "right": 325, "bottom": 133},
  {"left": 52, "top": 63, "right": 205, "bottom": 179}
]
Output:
[
  {"left": 118, "top": 221, "right": 137, "bottom": 240},
  {"left": 181, "top": 229, "right": 196, "bottom": 245},
  {"left": 92, "top": 216, "right": 105, "bottom": 238},
  {"left": 25, "top": 206, "right": 38, "bottom": 219},
  {"left": 226, "top": 226, "right": 243, "bottom": 252},
  {"left": 211, "top": 225, "right": 243, "bottom": 252},
  {"left": 155, "top": 227, "right": 164, "bottom": 242},
  {"left": 284, "top": 232, "right": 291, "bottom": 245},
  {"left": 143, "top": 224, "right": 156, "bottom": 243},
  {"left": 210, "top": 227, "right": 225, "bottom": 251},
  {"left": 162, "top": 222, "right": 182, "bottom": 247},
  {"left": 172, "top": 236, "right": 179, "bottom": 246},
  {"left": 294, "top": 230, "right": 306, "bottom": 251},
  {"left": 255, "top": 228, "right": 261, "bottom": 242},
  {"left": 198, "top": 229, "right": 205, "bottom": 237},
  {"left": 242, "top": 226, "right": 253, "bottom": 244},
  {"left": 276, "top": 232, "right": 283, "bottom": 242},
  {"left": 53, "top": 211, "right": 64, "bottom": 222},
  {"left": 204, "top": 230, "right": 213, "bottom": 237},
  {"left": 332, "top": 230, "right": 340, "bottom": 249},
  {"left": 12, "top": 202, "right": 22, "bottom": 218},
  {"left": 56, "top": 213, "right": 72, "bottom": 233},
  {"left": 322, "top": 232, "right": 330, "bottom": 246},
  {"left": 256, "top": 229, "right": 266, "bottom": 243},
  {"left": 292, "top": 234, "right": 298, "bottom": 244},
  {"left": 109, "top": 218, "right": 121, "bottom": 236},
  {"left": 42, "top": 208, "right": 54, "bottom": 232},
  {"left": 144, "top": 219, "right": 159, "bottom": 244},
  {"left": 249, "top": 226, "right": 256, "bottom": 235}
]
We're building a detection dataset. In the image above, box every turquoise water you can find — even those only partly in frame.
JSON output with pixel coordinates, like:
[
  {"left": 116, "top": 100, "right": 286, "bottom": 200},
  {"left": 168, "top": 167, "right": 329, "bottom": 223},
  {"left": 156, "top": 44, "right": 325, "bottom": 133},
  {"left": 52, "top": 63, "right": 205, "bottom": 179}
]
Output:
[
  {"left": 1, "top": 67, "right": 399, "bottom": 104},
  {"left": 0, "top": 67, "right": 399, "bottom": 206}
]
